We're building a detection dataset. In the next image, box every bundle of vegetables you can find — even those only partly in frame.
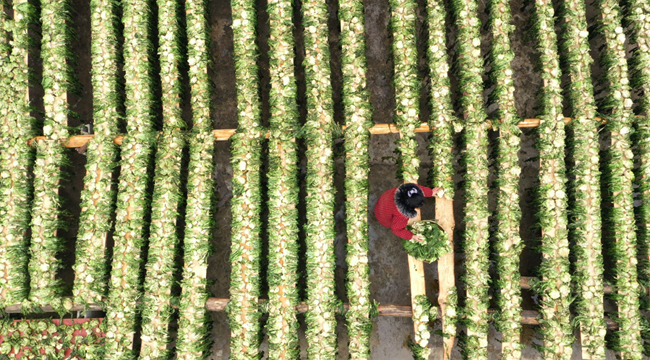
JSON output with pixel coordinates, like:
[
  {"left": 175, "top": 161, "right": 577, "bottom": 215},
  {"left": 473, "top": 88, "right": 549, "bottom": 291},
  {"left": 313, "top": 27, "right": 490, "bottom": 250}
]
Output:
[
  {"left": 404, "top": 220, "right": 450, "bottom": 263},
  {"left": 426, "top": 0, "right": 456, "bottom": 199},
  {"left": 595, "top": 0, "right": 644, "bottom": 355},
  {"left": 559, "top": 0, "right": 606, "bottom": 356},
  {"left": 266, "top": 0, "right": 300, "bottom": 356},
  {"left": 408, "top": 295, "right": 434, "bottom": 360},
  {"left": 301, "top": 0, "right": 338, "bottom": 357},
  {"left": 389, "top": 0, "right": 420, "bottom": 182},
  {"left": 0, "top": 0, "right": 36, "bottom": 309},
  {"left": 339, "top": 0, "right": 374, "bottom": 356},
  {"left": 176, "top": 132, "right": 214, "bottom": 360},
  {"left": 0, "top": 319, "right": 104, "bottom": 358},
  {"left": 425, "top": 0, "right": 458, "bottom": 345},
  {"left": 226, "top": 0, "right": 263, "bottom": 357},
  {"left": 389, "top": 0, "right": 436, "bottom": 355},
  {"left": 27, "top": 0, "right": 77, "bottom": 311},
  {"left": 485, "top": 0, "right": 523, "bottom": 356},
  {"left": 175, "top": 0, "right": 214, "bottom": 357},
  {"left": 72, "top": 0, "right": 122, "bottom": 307},
  {"left": 102, "top": 0, "right": 157, "bottom": 355},
  {"left": 450, "top": 0, "right": 490, "bottom": 355},
  {"left": 138, "top": 0, "right": 186, "bottom": 356},
  {"left": 530, "top": 0, "right": 573, "bottom": 357},
  {"left": 624, "top": 0, "right": 650, "bottom": 311}
]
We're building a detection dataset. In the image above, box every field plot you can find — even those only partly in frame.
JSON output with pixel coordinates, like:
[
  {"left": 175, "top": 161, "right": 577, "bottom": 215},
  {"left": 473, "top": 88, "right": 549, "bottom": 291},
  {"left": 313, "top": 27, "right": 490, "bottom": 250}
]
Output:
[{"left": 0, "top": 0, "right": 649, "bottom": 357}]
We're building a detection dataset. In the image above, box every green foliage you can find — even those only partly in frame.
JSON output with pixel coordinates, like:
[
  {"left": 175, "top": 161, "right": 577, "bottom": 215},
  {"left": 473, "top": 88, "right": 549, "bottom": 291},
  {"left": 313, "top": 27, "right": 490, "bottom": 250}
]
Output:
[
  {"left": 450, "top": 0, "right": 490, "bottom": 354},
  {"left": 339, "top": 0, "right": 374, "bottom": 356},
  {"left": 486, "top": 0, "right": 523, "bottom": 355},
  {"left": 102, "top": 0, "right": 157, "bottom": 356},
  {"left": 176, "top": 133, "right": 215, "bottom": 360},
  {"left": 27, "top": 0, "right": 77, "bottom": 313},
  {"left": 404, "top": 221, "right": 451, "bottom": 263},
  {"left": 530, "top": 0, "right": 574, "bottom": 357},
  {"left": 265, "top": 0, "right": 300, "bottom": 357},
  {"left": 73, "top": 0, "right": 122, "bottom": 308},
  {"left": 389, "top": 0, "right": 420, "bottom": 182},
  {"left": 559, "top": 0, "right": 607, "bottom": 356},
  {"left": 174, "top": 0, "right": 214, "bottom": 358},
  {"left": 302, "top": 0, "right": 339, "bottom": 357},
  {"left": 596, "top": 0, "right": 644, "bottom": 356},
  {"left": 426, "top": 0, "right": 456, "bottom": 199},
  {"left": 227, "top": 0, "right": 264, "bottom": 356}
]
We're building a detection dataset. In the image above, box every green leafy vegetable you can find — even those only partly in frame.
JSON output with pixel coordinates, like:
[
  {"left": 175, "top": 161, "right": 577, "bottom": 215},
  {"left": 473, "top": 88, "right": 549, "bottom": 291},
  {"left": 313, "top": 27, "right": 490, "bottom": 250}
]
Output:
[{"left": 404, "top": 221, "right": 451, "bottom": 263}]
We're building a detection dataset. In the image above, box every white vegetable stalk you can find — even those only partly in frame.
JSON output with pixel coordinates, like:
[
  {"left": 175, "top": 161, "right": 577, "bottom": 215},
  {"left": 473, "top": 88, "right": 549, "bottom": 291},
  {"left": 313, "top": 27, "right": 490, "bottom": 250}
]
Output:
[
  {"left": 302, "top": 0, "right": 338, "bottom": 357},
  {"left": 531, "top": 0, "right": 573, "bottom": 357},
  {"left": 175, "top": 0, "right": 215, "bottom": 356},
  {"left": 226, "top": 0, "right": 264, "bottom": 357},
  {"left": 486, "top": 0, "right": 523, "bottom": 357},
  {"left": 266, "top": 0, "right": 300, "bottom": 356},
  {"left": 28, "top": 0, "right": 76, "bottom": 311},
  {"left": 450, "top": 0, "right": 490, "bottom": 355},
  {"left": 139, "top": 0, "right": 186, "bottom": 355},
  {"left": 559, "top": 0, "right": 606, "bottom": 356},
  {"left": 339, "top": 0, "right": 374, "bottom": 357},
  {"left": 0, "top": 0, "right": 36, "bottom": 309},
  {"left": 103, "top": 0, "right": 157, "bottom": 355},
  {"left": 595, "top": 0, "right": 644, "bottom": 356},
  {"left": 72, "top": 0, "right": 122, "bottom": 307}
]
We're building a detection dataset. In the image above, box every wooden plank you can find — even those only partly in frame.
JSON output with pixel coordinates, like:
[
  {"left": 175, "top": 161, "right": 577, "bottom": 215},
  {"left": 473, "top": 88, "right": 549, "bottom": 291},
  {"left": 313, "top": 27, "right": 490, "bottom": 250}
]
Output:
[{"left": 436, "top": 196, "right": 455, "bottom": 360}]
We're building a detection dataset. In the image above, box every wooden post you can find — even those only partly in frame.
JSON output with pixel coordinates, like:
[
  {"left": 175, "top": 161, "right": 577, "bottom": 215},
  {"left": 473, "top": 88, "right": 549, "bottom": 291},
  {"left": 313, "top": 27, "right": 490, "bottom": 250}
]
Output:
[
  {"left": 436, "top": 196, "right": 455, "bottom": 360},
  {"left": 406, "top": 209, "right": 427, "bottom": 334}
]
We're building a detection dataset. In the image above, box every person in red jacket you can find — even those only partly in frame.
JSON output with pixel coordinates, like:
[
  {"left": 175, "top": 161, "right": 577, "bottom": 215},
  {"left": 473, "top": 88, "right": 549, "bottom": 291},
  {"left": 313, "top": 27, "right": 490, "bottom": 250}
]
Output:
[{"left": 374, "top": 183, "right": 440, "bottom": 241}]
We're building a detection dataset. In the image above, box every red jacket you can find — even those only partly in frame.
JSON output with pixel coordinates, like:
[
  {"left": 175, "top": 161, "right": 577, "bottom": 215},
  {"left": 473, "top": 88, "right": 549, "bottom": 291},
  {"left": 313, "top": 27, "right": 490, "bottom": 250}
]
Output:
[{"left": 374, "top": 185, "right": 435, "bottom": 240}]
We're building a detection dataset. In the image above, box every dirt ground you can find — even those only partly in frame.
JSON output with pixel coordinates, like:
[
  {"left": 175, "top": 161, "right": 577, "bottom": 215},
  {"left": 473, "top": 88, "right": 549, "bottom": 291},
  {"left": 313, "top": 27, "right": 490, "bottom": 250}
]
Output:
[{"left": 36, "top": 0, "right": 642, "bottom": 356}]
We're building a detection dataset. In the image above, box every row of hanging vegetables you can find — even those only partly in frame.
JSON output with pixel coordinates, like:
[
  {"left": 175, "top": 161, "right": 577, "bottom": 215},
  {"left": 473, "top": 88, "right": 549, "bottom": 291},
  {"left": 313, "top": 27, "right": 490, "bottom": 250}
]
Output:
[{"left": 1, "top": 0, "right": 650, "bottom": 356}]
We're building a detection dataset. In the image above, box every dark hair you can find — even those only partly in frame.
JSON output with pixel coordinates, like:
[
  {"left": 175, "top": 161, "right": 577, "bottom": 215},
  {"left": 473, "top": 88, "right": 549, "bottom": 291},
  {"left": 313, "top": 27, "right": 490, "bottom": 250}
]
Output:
[{"left": 401, "top": 183, "right": 425, "bottom": 209}]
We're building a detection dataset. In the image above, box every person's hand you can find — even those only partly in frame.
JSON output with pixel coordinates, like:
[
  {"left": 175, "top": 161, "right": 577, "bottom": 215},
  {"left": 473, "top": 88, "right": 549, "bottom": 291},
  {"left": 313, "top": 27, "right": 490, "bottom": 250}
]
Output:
[
  {"left": 411, "top": 235, "right": 424, "bottom": 242},
  {"left": 432, "top": 187, "right": 442, "bottom": 196}
]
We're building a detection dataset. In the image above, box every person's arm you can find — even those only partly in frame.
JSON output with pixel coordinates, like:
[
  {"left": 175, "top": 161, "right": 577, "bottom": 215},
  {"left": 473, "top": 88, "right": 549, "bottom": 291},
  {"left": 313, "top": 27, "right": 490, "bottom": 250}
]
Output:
[
  {"left": 392, "top": 216, "right": 414, "bottom": 240},
  {"left": 418, "top": 185, "right": 440, "bottom": 197}
]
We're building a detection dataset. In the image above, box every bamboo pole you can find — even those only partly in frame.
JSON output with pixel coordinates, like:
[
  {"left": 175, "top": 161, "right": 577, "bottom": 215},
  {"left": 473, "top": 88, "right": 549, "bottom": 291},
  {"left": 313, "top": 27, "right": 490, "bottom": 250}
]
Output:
[
  {"left": 436, "top": 197, "right": 456, "bottom": 360},
  {"left": 13, "top": 118, "right": 612, "bottom": 150}
]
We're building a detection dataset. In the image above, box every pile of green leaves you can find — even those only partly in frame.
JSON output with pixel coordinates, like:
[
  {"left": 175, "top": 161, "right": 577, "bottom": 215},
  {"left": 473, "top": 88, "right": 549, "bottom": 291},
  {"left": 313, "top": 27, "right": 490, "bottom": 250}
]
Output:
[
  {"left": 450, "top": 0, "right": 491, "bottom": 355},
  {"left": 595, "top": 0, "right": 644, "bottom": 356},
  {"left": 559, "top": 0, "right": 607, "bottom": 356},
  {"left": 138, "top": 0, "right": 187, "bottom": 355},
  {"left": 175, "top": 0, "right": 215, "bottom": 358},
  {"left": 0, "top": 0, "right": 36, "bottom": 310},
  {"left": 404, "top": 221, "right": 450, "bottom": 263},
  {"left": 302, "top": 0, "right": 339, "bottom": 357},
  {"left": 27, "top": 0, "right": 78, "bottom": 312},
  {"left": 0, "top": 319, "right": 105, "bottom": 359},
  {"left": 102, "top": 0, "right": 157, "bottom": 355},
  {"left": 339, "top": 0, "right": 375, "bottom": 356},
  {"left": 226, "top": 0, "right": 264, "bottom": 357},
  {"left": 265, "top": 0, "right": 300, "bottom": 357},
  {"left": 72, "top": 0, "right": 122, "bottom": 308},
  {"left": 530, "top": 0, "right": 574, "bottom": 356}
]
